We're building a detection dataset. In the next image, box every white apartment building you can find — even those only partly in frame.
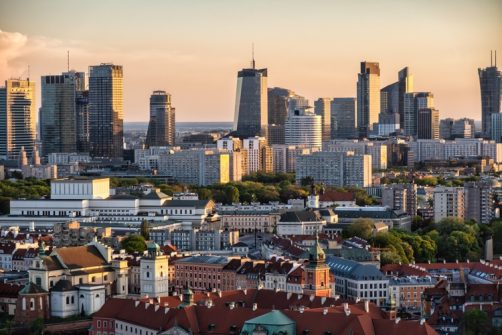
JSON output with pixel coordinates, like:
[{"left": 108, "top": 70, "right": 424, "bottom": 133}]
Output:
[
  {"left": 324, "top": 140, "right": 388, "bottom": 170},
  {"left": 433, "top": 187, "right": 465, "bottom": 223},
  {"left": 284, "top": 108, "right": 322, "bottom": 149}
]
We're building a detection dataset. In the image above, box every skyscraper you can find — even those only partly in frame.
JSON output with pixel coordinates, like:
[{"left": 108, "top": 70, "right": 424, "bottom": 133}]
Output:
[
  {"left": 233, "top": 58, "right": 268, "bottom": 139},
  {"left": 417, "top": 108, "right": 440, "bottom": 139},
  {"left": 285, "top": 107, "right": 322, "bottom": 149},
  {"left": 268, "top": 87, "right": 292, "bottom": 145},
  {"left": 88, "top": 64, "right": 124, "bottom": 158},
  {"left": 146, "top": 91, "right": 175, "bottom": 147},
  {"left": 331, "top": 98, "right": 357, "bottom": 139},
  {"left": 76, "top": 90, "right": 90, "bottom": 152},
  {"left": 380, "top": 67, "right": 413, "bottom": 130},
  {"left": 314, "top": 98, "right": 332, "bottom": 142},
  {"left": 357, "top": 62, "right": 380, "bottom": 138},
  {"left": 40, "top": 71, "right": 85, "bottom": 156},
  {"left": 0, "top": 79, "right": 36, "bottom": 160},
  {"left": 403, "top": 92, "right": 434, "bottom": 137},
  {"left": 479, "top": 51, "right": 502, "bottom": 138}
]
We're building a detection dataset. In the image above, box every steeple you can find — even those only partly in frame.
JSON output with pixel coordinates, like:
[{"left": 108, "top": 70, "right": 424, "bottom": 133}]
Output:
[
  {"left": 179, "top": 285, "right": 194, "bottom": 308},
  {"left": 307, "top": 231, "right": 326, "bottom": 267},
  {"left": 38, "top": 239, "right": 46, "bottom": 257}
]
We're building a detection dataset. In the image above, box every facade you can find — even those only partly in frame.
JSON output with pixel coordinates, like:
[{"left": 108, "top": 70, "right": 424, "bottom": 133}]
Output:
[
  {"left": 314, "top": 98, "right": 332, "bottom": 142},
  {"left": 403, "top": 92, "right": 434, "bottom": 137},
  {"left": 277, "top": 210, "right": 326, "bottom": 236},
  {"left": 145, "top": 90, "right": 175, "bottom": 147},
  {"left": 378, "top": 112, "right": 400, "bottom": 136},
  {"left": 440, "top": 118, "right": 475, "bottom": 140},
  {"left": 357, "top": 62, "right": 380, "bottom": 137},
  {"left": 284, "top": 107, "right": 322, "bottom": 149},
  {"left": 303, "top": 234, "right": 332, "bottom": 297},
  {"left": 233, "top": 61, "right": 268, "bottom": 139},
  {"left": 271, "top": 144, "right": 317, "bottom": 173},
  {"left": 88, "top": 64, "right": 124, "bottom": 158},
  {"left": 220, "top": 210, "right": 278, "bottom": 234},
  {"left": 296, "top": 151, "right": 372, "bottom": 187},
  {"left": 433, "top": 187, "right": 465, "bottom": 222},
  {"left": 267, "top": 87, "right": 294, "bottom": 145},
  {"left": 491, "top": 113, "right": 502, "bottom": 143},
  {"left": 0, "top": 79, "right": 36, "bottom": 160},
  {"left": 479, "top": 58, "right": 501, "bottom": 137},
  {"left": 76, "top": 89, "right": 90, "bottom": 152},
  {"left": 331, "top": 97, "right": 357, "bottom": 139},
  {"left": 140, "top": 242, "right": 169, "bottom": 298},
  {"left": 173, "top": 255, "right": 229, "bottom": 292},
  {"left": 242, "top": 137, "right": 272, "bottom": 174},
  {"left": 324, "top": 140, "right": 387, "bottom": 170},
  {"left": 381, "top": 183, "right": 417, "bottom": 217},
  {"left": 417, "top": 107, "right": 440, "bottom": 139},
  {"left": 40, "top": 71, "right": 85, "bottom": 156},
  {"left": 464, "top": 181, "right": 493, "bottom": 225},
  {"left": 389, "top": 276, "right": 436, "bottom": 310}
]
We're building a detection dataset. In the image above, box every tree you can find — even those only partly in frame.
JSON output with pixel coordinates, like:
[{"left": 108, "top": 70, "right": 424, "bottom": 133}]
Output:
[
  {"left": 224, "top": 185, "right": 240, "bottom": 204},
  {"left": 464, "top": 310, "right": 489, "bottom": 335},
  {"left": 344, "top": 219, "right": 374, "bottom": 240},
  {"left": 197, "top": 188, "right": 213, "bottom": 200},
  {"left": 491, "top": 220, "right": 502, "bottom": 254},
  {"left": 300, "top": 176, "right": 314, "bottom": 187},
  {"left": 121, "top": 235, "right": 147, "bottom": 253},
  {"left": 140, "top": 220, "right": 150, "bottom": 240}
]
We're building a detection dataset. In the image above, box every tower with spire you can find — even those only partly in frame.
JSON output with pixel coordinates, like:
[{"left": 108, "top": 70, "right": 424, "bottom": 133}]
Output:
[
  {"left": 139, "top": 241, "right": 169, "bottom": 298},
  {"left": 303, "top": 232, "right": 332, "bottom": 297}
]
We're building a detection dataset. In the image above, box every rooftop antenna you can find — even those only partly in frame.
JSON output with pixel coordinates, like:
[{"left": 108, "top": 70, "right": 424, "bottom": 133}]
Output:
[
  {"left": 251, "top": 42, "right": 255, "bottom": 69},
  {"left": 491, "top": 50, "right": 493, "bottom": 67},
  {"left": 67, "top": 50, "right": 70, "bottom": 72},
  {"left": 496, "top": 50, "right": 497, "bottom": 67}
]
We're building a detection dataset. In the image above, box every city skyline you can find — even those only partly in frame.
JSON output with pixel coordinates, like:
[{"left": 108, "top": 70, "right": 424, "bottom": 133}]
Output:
[{"left": 0, "top": 0, "right": 501, "bottom": 123}]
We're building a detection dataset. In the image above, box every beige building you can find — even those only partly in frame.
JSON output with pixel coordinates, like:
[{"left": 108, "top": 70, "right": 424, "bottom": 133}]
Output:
[
  {"left": 220, "top": 211, "right": 279, "bottom": 234},
  {"left": 242, "top": 137, "right": 272, "bottom": 174},
  {"left": 53, "top": 221, "right": 112, "bottom": 247},
  {"left": 433, "top": 187, "right": 465, "bottom": 222}
]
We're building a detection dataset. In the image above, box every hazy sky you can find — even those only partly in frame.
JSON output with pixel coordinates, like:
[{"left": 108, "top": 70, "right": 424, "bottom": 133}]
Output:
[{"left": 0, "top": 0, "right": 501, "bottom": 122}]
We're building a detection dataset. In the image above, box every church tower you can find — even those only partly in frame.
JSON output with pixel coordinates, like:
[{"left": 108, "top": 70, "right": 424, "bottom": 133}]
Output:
[
  {"left": 303, "top": 233, "right": 332, "bottom": 297},
  {"left": 140, "top": 242, "right": 169, "bottom": 298}
]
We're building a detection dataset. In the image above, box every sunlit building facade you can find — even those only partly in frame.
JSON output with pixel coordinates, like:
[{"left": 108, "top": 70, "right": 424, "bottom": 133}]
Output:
[
  {"left": 479, "top": 58, "right": 502, "bottom": 138},
  {"left": 146, "top": 90, "right": 175, "bottom": 147},
  {"left": 357, "top": 62, "right": 380, "bottom": 138}
]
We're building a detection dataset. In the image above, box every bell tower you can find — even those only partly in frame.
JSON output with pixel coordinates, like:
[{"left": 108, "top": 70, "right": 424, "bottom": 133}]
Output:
[
  {"left": 304, "top": 232, "right": 332, "bottom": 297},
  {"left": 140, "top": 241, "right": 169, "bottom": 298}
]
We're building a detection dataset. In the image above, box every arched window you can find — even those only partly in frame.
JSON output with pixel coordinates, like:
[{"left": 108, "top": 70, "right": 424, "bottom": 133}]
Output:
[
  {"left": 66, "top": 296, "right": 70, "bottom": 304},
  {"left": 146, "top": 272, "right": 150, "bottom": 278},
  {"left": 71, "top": 296, "right": 74, "bottom": 304}
]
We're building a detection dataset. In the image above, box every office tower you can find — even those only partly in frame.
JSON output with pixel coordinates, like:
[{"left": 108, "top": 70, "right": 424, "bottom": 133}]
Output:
[
  {"left": 378, "top": 112, "right": 400, "bottom": 136},
  {"left": 380, "top": 82, "right": 399, "bottom": 115},
  {"left": 403, "top": 92, "right": 434, "bottom": 136},
  {"left": 433, "top": 187, "right": 464, "bottom": 222},
  {"left": 397, "top": 67, "right": 413, "bottom": 128},
  {"left": 268, "top": 87, "right": 292, "bottom": 145},
  {"left": 417, "top": 108, "right": 439, "bottom": 139},
  {"left": 88, "top": 64, "right": 124, "bottom": 158},
  {"left": 40, "top": 71, "right": 85, "bottom": 156},
  {"left": 381, "top": 183, "right": 417, "bottom": 217},
  {"left": 331, "top": 98, "right": 357, "bottom": 139},
  {"left": 233, "top": 58, "right": 268, "bottom": 139},
  {"left": 357, "top": 62, "right": 380, "bottom": 137},
  {"left": 146, "top": 91, "right": 175, "bottom": 147},
  {"left": 479, "top": 51, "right": 502, "bottom": 137},
  {"left": 296, "top": 151, "right": 372, "bottom": 187},
  {"left": 439, "top": 118, "right": 454, "bottom": 140},
  {"left": 491, "top": 113, "right": 502, "bottom": 143},
  {"left": 285, "top": 107, "right": 322, "bottom": 149},
  {"left": 314, "top": 98, "right": 332, "bottom": 142},
  {"left": 0, "top": 79, "right": 36, "bottom": 160},
  {"left": 242, "top": 137, "right": 272, "bottom": 174},
  {"left": 464, "top": 181, "right": 493, "bottom": 225},
  {"left": 76, "top": 90, "right": 90, "bottom": 152}
]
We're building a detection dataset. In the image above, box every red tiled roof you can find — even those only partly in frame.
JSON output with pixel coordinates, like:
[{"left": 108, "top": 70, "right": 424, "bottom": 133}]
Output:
[
  {"left": 319, "top": 190, "right": 356, "bottom": 202},
  {"left": 54, "top": 245, "right": 108, "bottom": 269},
  {"left": 0, "top": 283, "right": 22, "bottom": 298}
]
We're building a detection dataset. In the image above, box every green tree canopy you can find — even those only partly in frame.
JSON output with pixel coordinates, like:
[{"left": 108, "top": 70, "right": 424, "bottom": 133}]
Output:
[
  {"left": 343, "top": 218, "right": 374, "bottom": 240},
  {"left": 121, "top": 235, "right": 147, "bottom": 253}
]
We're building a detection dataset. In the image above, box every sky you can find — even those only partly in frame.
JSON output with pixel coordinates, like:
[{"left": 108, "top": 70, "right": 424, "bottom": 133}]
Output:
[{"left": 0, "top": 0, "right": 501, "bottom": 122}]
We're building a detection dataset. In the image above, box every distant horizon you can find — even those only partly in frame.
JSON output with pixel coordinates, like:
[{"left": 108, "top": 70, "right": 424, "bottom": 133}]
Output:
[{"left": 1, "top": 0, "right": 501, "bottom": 122}]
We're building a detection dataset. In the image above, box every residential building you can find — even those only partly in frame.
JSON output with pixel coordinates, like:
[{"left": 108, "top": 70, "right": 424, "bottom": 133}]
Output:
[
  {"left": 0, "top": 79, "right": 36, "bottom": 160},
  {"left": 381, "top": 183, "right": 417, "bottom": 217},
  {"left": 357, "top": 62, "right": 380, "bottom": 137},
  {"left": 331, "top": 97, "right": 357, "bottom": 139},
  {"left": 284, "top": 107, "right": 322, "bottom": 149},
  {"left": 389, "top": 276, "right": 436, "bottom": 310},
  {"left": 296, "top": 151, "right": 372, "bottom": 187},
  {"left": 433, "top": 187, "right": 465, "bottom": 222},
  {"left": 173, "top": 255, "right": 229, "bottom": 292},
  {"left": 417, "top": 108, "right": 440, "bottom": 139},
  {"left": 146, "top": 90, "right": 175, "bottom": 147},
  {"left": 271, "top": 144, "right": 317, "bottom": 173},
  {"left": 88, "top": 63, "right": 123, "bottom": 158},
  {"left": 464, "top": 181, "right": 493, "bottom": 224},
  {"left": 314, "top": 97, "right": 332, "bottom": 142},
  {"left": 323, "top": 140, "right": 388, "bottom": 170},
  {"left": 242, "top": 136, "right": 272, "bottom": 174},
  {"left": 233, "top": 59, "right": 268, "bottom": 139},
  {"left": 40, "top": 71, "right": 85, "bottom": 156},
  {"left": 491, "top": 113, "right": 502, "bottom": 143},
  {"left": 479, "top": 54, "right": 502, "bottom": 137}
]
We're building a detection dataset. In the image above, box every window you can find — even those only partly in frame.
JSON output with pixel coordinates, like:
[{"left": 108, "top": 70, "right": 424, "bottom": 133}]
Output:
[
  {"left": 66, "top": 296, "right": 70, "bottom": 304},
  {"left": 97, "top": 320, "right": 101, "bottom": 328},
  {"left": 92, "top": 276, "right": 96, "bottom": 283}
]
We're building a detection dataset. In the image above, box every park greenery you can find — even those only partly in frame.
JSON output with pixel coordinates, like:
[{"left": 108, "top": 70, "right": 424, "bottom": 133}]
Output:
[
  {"left": 380, "top": 174, "right": 480, "bottom": 187},
  {"left": 0, "top": 178, "right": 51, "bottom": 214},
  {"left": 121, "top": 234, "right": 147, "bottom": 253}
]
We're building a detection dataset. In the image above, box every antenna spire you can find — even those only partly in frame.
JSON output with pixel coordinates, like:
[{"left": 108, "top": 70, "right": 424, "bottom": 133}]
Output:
[
  {"left": 491, "top": 50, "right": 493, "bottom": 67},
  {"left": 252, "top": 43, "right": 255, "bottom": 69},
  {"left": 67, "top": 50, "right": 70, "bottom": 72},
  {"left": 496, "top": 50, "right": 498, "bottom": 67}
]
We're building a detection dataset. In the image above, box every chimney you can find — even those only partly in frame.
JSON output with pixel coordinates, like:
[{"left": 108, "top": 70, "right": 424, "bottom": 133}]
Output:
[
  {"left": 364, "top": 300, "right": 370, "bottom": 313},
  {"left": 154, "top": 305, "right": 160, "bottom": 312},
  {"left": 420, "top": 318, "right": 426, "bottom": 326},
  {"left": 145, "top": 303, "right": 150, "bottom": 309},
  {"left": 299, "top": 306, "right": 305, "bottom": 314},
  {"left": 395, "top": 317, "right": 401, "bottom": 324},
  {"left": 343, "top": 302, "right": 349, "bottom": 310},
  {"left": 164, "top": 307, "right": 169, "bottom": 314},
  {"left": 344, "top": 308, "right": 351, "bottom": 316},
  {"left": 217, "top": 289, "right": 222, "bottom": 297},
  {"left": 252, "top": 303, "right": 258, "bottom": 311},
  {"left": 243, "top": 288, "right": 247, "bottom": 295},
  {"left": 229, "top": 302, "right": 235, "bottom": 310},
  {"left": 310, "top": 294, "right": 315, "bottom": 302},
  {"left": 135, "top": 301, "right": 140, "bottom": 307}
]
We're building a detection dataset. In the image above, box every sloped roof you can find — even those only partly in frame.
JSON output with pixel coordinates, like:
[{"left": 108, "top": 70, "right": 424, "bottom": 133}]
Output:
[
  {"left": 20, "top": 282, "right": 47, "bottom": 295},
  {"left": 55, "top": 245, "right": 108, "bottom": 269},
  {"left": 143, "top": 190, "right": 169, "bottom": 200},
  {"left": 244, "top": 309, "right": 294, "bottom": 325},
  {"left": 280, "top": 210, "right": 323, "bottom": 223},
  {"left": 51, "top": 279, "right": 76, "bottom": 292}
]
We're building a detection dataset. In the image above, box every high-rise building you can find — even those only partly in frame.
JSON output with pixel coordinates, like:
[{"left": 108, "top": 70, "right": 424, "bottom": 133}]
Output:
[
  {"left": 76, "top": 90, "right": 90, "bottom": 152},
  {"left": 397, "top": 67, "right": 413, "bottom": 128},
  {"left": 242, "top": 137, "right": 272, "bottom": 174},
  {"left": 417, "top": 108, "right": 439, "bottom": 139},
  {"left": 146, "top": 91, "right": 175, "bottom": 147},
  {"left": 331, "top": 98, "right": 357, "bottom": 139},
  {"left": 0, "top": 79, "right": 36, "bottom": 160},
  {"left": 40, "top": 71, "right": 85, "bottom": 156},
  {"left": 403, "top": 92, "right": 434, "bottom": 137},
  {"left": 296, "top": 151, "right": 372, "bottom": 187},
  {"left": 381, "top": 183, "right": 417, "bottom": 217},
  {"left": 491, "top": 113, "right": 502, "bottom": 143},
  {"left": 267, "top": 88, "right": 307, "bottom": 145},
  {"left": 479, "top": 52, "right": 502, "bottom": 138},
  {"left": 378, "top": 112, "right": 400, "bottom": 136},
  {"left": 233, "top": 59, "right": 268, "bottom": 139},
  {"left": 357, "top": 62, "right": 380, "bottom": 138},
  {"left": 380, "top": 67, "right": 413, "bottom": 131},
  {"left": 464, "top": 181, "right": 493, "bottom": 225},
  {"left": 285, "top": 107, "right": 322, "bottom": 149},
  {"left": 271, "top": 144, "right": 317, "bottom": 173},
  {"left": 433, "top": 187, "right": 464, "bottom": 223},
  {"left": 314, "top": 98, "right": 332, "bottom": 142},
  {"left": 88, "top": 64, "right": 124, "bottom": 158}
]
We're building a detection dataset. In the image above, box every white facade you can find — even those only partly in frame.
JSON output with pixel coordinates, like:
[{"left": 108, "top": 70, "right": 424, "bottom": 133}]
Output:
[
  {"left": 243, "top": 137, "right": 266, "bottom": 174},
  {"left": 51, "top": 178, "right": 110, "bottom": 200},
  {"left": 277, "top": 219, "right": 326, "bottom": 236},
  {"left": 78, "top": 284, "right": 106, "bottom": 315},
  {"left": 285, "top": 108, "right": 322, "bottom": 149},
  {"left": 50, "top": 288, "right": 79, "bottom": 318},
  {"left": 433, "top": 187, "right": 465, "bottom": 223},
  {"left": 140, "top": 246, "right": 169, "bottom": 298}
]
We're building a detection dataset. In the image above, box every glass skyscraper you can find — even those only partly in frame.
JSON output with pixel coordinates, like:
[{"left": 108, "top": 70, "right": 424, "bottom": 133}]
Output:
[
  {"left": 331, "top": 98, "right": 357, "bottom": 139},
  {"left": 89, "top": 64, "right": 124, "bottom": 158},
  {"left": 40, "top": 71, "right": 85, "bottom": 156},
  {"left": 146, "top": 90, "right": 175, "bottom": 147},
  {"left": 0, "top": 79, "right": 36, "bottom": 160},
  {"left": 233, "top": 60, "right": 268, "bottom": 139},
  {"left": 357, "top": 62, "right": 380, "bottom": 138},
  {"left": 479, "top": 54, "right": 501, "bottom": 138}
]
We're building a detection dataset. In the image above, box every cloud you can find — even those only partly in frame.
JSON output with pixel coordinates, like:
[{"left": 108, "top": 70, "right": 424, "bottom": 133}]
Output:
[{"left": 0, "top": 29, "right": 29, "bottom": 80}]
